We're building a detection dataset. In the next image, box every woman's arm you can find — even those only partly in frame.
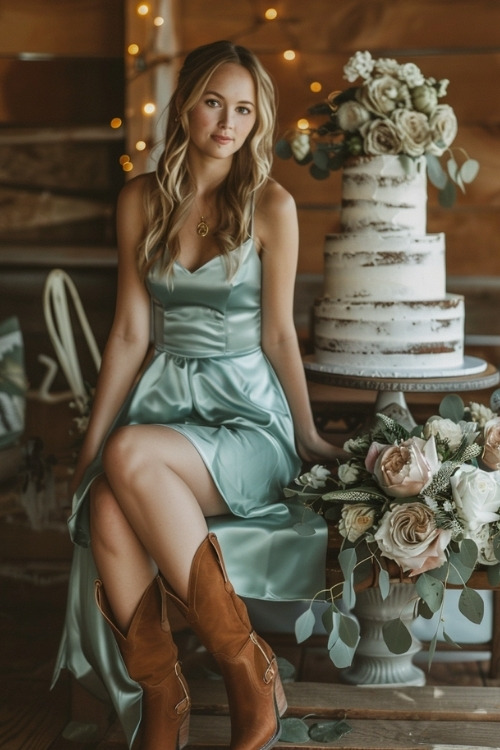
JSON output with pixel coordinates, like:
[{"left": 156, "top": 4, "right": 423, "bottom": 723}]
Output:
[
  {"left": 69, "top": 175, "right": 153, "bottom": 493},
  {"left": 256, "top": 181, "right": 347, "bottom": 464}
]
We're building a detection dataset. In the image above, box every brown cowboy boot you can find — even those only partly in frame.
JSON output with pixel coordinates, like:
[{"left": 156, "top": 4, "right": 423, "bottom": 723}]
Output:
[
  {"left": 163, "top": 533, "right": 287, "bottom": 750},
  {"left": 95, "top": 576, "right": 190, "bottom": 750}
]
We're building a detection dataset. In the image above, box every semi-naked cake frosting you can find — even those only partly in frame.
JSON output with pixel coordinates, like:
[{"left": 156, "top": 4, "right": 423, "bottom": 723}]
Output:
[{"left": 313, "top": 155, "right": 465, "bottom": 376}]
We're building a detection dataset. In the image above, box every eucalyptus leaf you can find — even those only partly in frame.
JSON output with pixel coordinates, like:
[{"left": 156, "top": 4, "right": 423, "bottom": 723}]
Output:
[
  {"left": 438, "top": 179, "right": 457, "bottom": 208},
  {"left": 439, "top": 393, "right": 465, "bottom": 422},
  {"left": 459, "top": 158, "right": 480, "bottom": 184},
  {"left": 377, "top": 566, "right": 390, "bottom": 600},
  {"left": 321, "top": 602, "right": 338, "bottom": 633},
  {"left": 443, "top": 630, "right": 461, "bottom": 649},
  {"left": 327, "top": 614, "right": 341, "bottom": 651},
  {"left": 342, "top": 577, "right": 356, "bottom": 611},
  {"left": 339, "top": 612, "right": 360, "bottom": 648},
  {"left": 382, "top": 617, "right": 412, "bottom": 654},
  {"left": 279, "top": 717, "right": 310, "bottom": 743},
  {"left": 427, "top": 630, "right": 438, "bottom": 667},
  {"left": 277, "top": 656, "right": 297, "bottom": 682},
  {"left": 309, "top": 163, "right": 330, "bottom": 180},
  {"left": 309, "top": 720, "right": 353, "bottom": 742},
  {"left": 295, "top": 608, "right": 315, "bottom": 644},
  {"left": 293, "top": 521, "right": 317, "bottom": 537},
  {"left": 458, "top": 586, "right": 484, "bottom": 625},
  {"left": 274, "top": 138, "right": 293, "bottom": 160},
  {"left": 426, "top": 152, "right": 448, "bottom": 189},
  {"left": 417, "top": 597, "right": 434, "bottom": 620},
  {"left": 339, "top": 547, "right": 357, "bottom": 580},
  {"left": 447, "top": 156, "right": 459, "bottom": 185},
  {"left": 313, "top": 148, "right": 330, "bottom": 170},
  {"left": 493, "top": 535, "right": 500, "bottom": 562},
  {"left": 329, "top": 635, "right": 356, "bottom": 668},
  {"left": 416, "top": 572, "right": 444, "bottom": 613}
]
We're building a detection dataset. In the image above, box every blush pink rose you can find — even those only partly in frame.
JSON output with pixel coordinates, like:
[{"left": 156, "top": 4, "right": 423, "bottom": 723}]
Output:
[
  {"left": 374, "top": 502, "right": 452, "bottom": 576},
  {"left": 366, "top": 436, "right": 440, "bottom": 498},
  {"left": 482, "top": 417, "right": 500, "bottom": 471}
]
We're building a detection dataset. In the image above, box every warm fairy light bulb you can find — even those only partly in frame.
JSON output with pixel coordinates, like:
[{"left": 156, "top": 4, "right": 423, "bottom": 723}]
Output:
[
  {"left": 153, "top": 16, "right": 164, "bottom": 26},
  {"left": 122, "top": 161, "right": 134, "bottom": 172},
  {"left": 283, "top": 50, "right": 296, "bottom": 61},
  {"left": 137, "top": 3, "right": 149, "bottom": 15},
  {"left": 297, "top": 118, "right": 309, "bottom": 130},
  {"left": 135, "top": 140, "right": 147, "bottom": 151},
  {"left": 310, "top": 81, "right": 322, "bottom": 93},
  {"left": 119, "top": 154, "right": 131, "bottom": 165},
  {"left": 143, "top": 102, "right": 156, "bottom": 115},
  {"left": 110, "top": 117, "right": 122, "bottom": 129},
  {"left": 264, "top": 8, "right": 278, "bottom": 20},
  {"left": 128, "top": 43, "right": 140, "bottom": 55}
]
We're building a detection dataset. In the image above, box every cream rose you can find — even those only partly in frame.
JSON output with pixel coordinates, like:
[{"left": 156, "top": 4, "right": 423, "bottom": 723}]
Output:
[
  {"left": 339, "top": 504, "right": 376, "bottom": 542},
  {"left": 374, "top": 502, "right": 452, "bottom": 575},
  {"left": 423, "top": 416, "right": 464, "bottom": 453},
  {"left": 450, "top": 464, "right": 500, "bottom": 531},
  {"left": 338, "top": 462, "right": 361, "bottom": 485},
  {"left": 427, "top": 104, "right": 458, "bottom": 156},
  {"left": 482, "top": 417, "right": 500, "bottom": 470},
  {"left": 357, "top": 75, "right": 403, "bottom": 116},
  {"left": 391, "top": 109, "right": 431, "bottom": 157},
  {"left": 362, "top": 118, "right": 402, "bottom": 155},
  {"left": 337, "top": 100, "right": 371, "bottom": 133},
  {"left": 368, "top": 436, "right": 440, "bottom": 498}
]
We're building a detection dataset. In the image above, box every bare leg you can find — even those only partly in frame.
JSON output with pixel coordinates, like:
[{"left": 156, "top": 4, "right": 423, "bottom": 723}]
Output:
[{"left": 92, "top": 425, "right": 228, "bottom": 628}]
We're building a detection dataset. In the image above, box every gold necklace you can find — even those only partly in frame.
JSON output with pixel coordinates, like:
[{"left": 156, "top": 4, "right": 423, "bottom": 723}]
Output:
[{"left": 196, "top": 216, "right": 209, "bottom": 237}]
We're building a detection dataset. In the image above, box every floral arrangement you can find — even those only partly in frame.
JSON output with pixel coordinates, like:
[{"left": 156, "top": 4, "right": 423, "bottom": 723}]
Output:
[
  {"left": 286, "top": 394, "right": 500, "bottom": 668},
  {"left": 276, "top": 50, "right": 479, "bottom": 206}
]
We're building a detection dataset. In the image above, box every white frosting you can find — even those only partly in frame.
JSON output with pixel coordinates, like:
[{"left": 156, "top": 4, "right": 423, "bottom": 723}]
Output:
[
  {"left": 323, "top": 232, "right": 445, "bottom": 302},
  {"left": 341, "top": 155, "right": 427, "bottom": 235},
  {"left": 313, "top": 155, "right": 465, "bottom": 375},
  {"left": 314, "top": 294, "right": 464, "bottom": 371}
]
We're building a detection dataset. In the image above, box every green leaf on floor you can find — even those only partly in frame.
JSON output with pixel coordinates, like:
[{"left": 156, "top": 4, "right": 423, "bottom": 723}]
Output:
[
  {"left": 309, "top": 719, "right": 353, "bottom": 742},
  {"left": 279, "top": 717, "right": 311, "bottom": 743}
]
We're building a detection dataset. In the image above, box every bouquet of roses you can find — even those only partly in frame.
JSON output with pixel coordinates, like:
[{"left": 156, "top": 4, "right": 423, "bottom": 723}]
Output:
[
  {"left": 286, "top": 394, "right": 500, "bottom": 667},
  {"left": 276, "top": 50, "right": 479, "bottom": 206}
]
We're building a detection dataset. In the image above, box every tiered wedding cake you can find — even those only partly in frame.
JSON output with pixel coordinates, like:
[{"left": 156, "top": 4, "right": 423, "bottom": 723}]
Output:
[{"left": 313, "top": 154, "right": 465, "bottom": 376}]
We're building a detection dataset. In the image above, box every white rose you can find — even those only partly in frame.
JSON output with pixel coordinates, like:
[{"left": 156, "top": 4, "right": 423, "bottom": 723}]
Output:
[
  {"left": 358, "top": 75, "right": 404, "bottom": 116},
  {"left": 466, "top": 523, "right": 498, "bottom": 566},
  {"left": 339, "top": 504, "right": 376, "bottom": 542},
  {"left": 423, "top": 416, "right": 464, "bottom": 452},
  {"left": 337, "top": 100, "right": 371, "bottom": 133},
  {"left": 450, "top": 464, "right": 500, "bottom": 531},
  {"left": 391, "top": 109, "right": 431, "bottom": 157},
  {"left": 363, "top": 118, "right": 402, "bottom": 155},
  {"left": 427, "top": 104, "right": 458, "bottom": 156}
]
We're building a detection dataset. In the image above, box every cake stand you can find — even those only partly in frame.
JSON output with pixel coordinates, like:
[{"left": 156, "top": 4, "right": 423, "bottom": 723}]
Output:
[
  {"left": 303, "top": 354, "right": 500, "bottom": 686},
  {"left": 304, "top": 355, "right": 500, "bottom": 430}
]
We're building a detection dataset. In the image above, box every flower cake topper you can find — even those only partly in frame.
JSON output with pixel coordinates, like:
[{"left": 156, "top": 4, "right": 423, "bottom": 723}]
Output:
[
  {"left": 286, "top": 393, "right": 500, "bottom": 668},
  {"left": 276, "top": 50, "right": 479, "bottom": 206}
]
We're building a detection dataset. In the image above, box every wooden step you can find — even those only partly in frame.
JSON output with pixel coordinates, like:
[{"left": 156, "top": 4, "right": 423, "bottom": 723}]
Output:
[{"left": 95, "top": 680, "right": 500, "bottom": 749}]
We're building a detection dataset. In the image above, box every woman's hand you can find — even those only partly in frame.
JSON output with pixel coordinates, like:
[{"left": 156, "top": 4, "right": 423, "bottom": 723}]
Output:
[{"left": 296, "top": 432, "right": 350, "bottom": 464}]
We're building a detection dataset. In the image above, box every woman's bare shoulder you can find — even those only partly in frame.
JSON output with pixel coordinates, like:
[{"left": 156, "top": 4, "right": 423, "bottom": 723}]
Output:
[
  {"left": 118, "top": 171, "right": 156, "bottom": 206},
  {"left": 256, "top": 178, "right": 296, "bottom": 217}
]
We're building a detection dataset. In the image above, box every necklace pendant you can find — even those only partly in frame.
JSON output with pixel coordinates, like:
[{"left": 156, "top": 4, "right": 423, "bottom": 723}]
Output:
[{"left": 197, "top": 217, "right": 209, "bottom": 237}]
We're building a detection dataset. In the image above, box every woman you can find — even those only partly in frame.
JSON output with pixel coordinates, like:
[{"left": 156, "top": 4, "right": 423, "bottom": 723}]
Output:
[{"left": 53, "top": 40, "right": 343, "bottom": 750}]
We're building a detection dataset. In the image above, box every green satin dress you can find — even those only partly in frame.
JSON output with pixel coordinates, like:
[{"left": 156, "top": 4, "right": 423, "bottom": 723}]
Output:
[{"left": 52, "top": 237, "right": 327, "bottom": 748}]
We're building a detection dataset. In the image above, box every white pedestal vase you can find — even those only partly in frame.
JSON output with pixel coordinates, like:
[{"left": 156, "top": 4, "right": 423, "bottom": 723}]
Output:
[{"left": 341, "top": 582, "right": 426, "bottom": 686}]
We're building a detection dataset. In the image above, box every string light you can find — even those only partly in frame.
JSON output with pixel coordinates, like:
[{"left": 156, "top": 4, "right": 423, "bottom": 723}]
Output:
[
  {"left": 143, "top": 102, "right": 156, "bottom": 115},
  {"left": 264, "top": 8, "right": 278, "bottom": 20},
  {"left": 137, "top": 3, "right": 149, "bottom": 15},
  {"left": 153, "top": 16, "right": 164, "bottom": 26},
  {"left": 297, "top": 118, "right": 309, "bottom": 130},
  {"left": 135, "top": 140, "right": 147, "bottom": 151},
  {"left": 110, "top": 117, "right": 123, "bottom": 129},
  {"left": 310, "top": 81, "right": 322, "bottom": 93},
  {"left": 283, "top": 50, "right": 296, "bottom": 61},
  {"left": 127, "top": 43, "right": 140, "bottom": 56}
]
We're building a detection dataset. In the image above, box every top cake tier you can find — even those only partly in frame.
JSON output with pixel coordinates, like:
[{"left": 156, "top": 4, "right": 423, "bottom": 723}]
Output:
[{"left": 341, "top": 155, "right": 427, "bottom": 235}]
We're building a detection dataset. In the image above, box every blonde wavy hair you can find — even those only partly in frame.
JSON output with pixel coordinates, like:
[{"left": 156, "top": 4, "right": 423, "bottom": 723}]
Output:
[{"left": 138, "top": 40, "right": 277, "bottom": 280}]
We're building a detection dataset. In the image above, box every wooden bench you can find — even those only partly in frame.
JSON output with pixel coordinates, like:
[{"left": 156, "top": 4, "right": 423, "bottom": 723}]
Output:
[{"left": 94, "top": 679, "right": 500, "bottom": 749}]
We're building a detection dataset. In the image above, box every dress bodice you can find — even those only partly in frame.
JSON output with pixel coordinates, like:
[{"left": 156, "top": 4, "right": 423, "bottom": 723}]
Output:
[{"left": 147, "top": 239, "right": 261, "bottom": 358}]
